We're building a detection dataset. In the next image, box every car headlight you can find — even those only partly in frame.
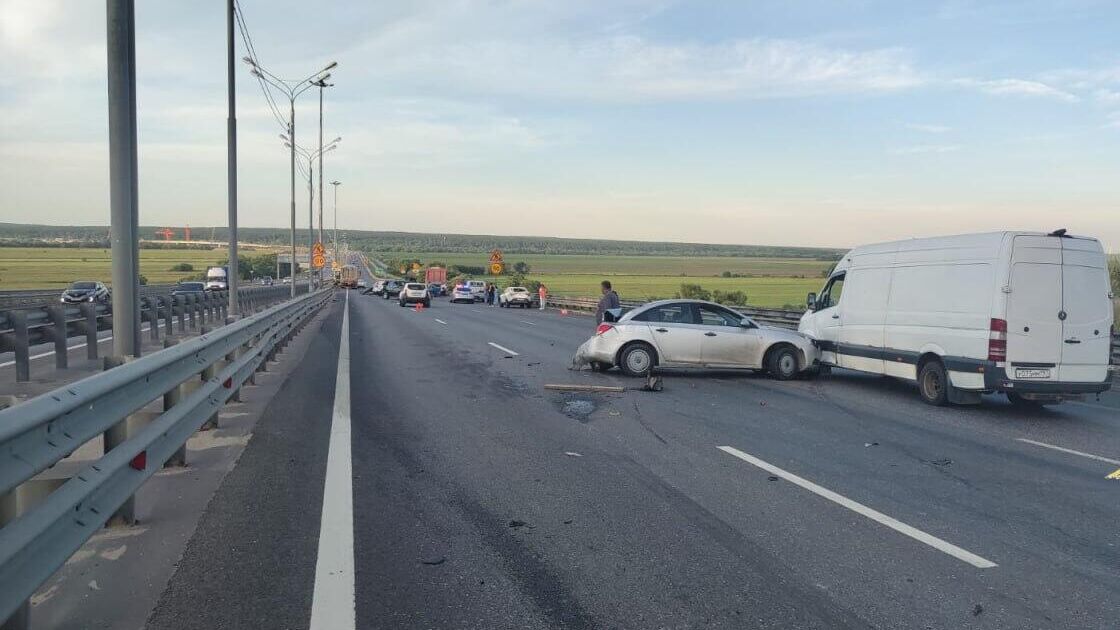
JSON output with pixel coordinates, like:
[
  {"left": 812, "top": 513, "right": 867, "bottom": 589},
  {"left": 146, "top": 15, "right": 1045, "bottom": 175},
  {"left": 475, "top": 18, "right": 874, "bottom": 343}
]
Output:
[{"left": 88, "top": 295, "right": 97, "bottom": 302}]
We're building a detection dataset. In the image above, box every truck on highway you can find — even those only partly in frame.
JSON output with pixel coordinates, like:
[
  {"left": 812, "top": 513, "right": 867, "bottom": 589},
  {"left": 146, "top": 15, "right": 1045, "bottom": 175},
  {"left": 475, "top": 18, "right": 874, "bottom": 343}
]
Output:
[
  {"left": 798, "top": 230, "right": 1114, "bottom": 407},
  {"left": 339, "top": 264, "right": 360, "bottom": 288},
  {"left": 205, "top": 266, "right": 229, "bottom": 291}
]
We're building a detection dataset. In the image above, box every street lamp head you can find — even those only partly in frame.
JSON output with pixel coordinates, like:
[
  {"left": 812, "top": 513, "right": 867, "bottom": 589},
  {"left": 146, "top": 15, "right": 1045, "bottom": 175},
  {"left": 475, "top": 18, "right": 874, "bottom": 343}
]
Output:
[
  {"left": 242, "top": 56, "right": 255, "bottom": 66},
  {"left": 279, "top": 134, "right": 289, "bottom": 142},
  {"left": 331, "top": 136, "right": 342, "bottom": 144},
  {"left": 324, "top": 61, "right": 338, "bottom": 71},
  {"left": 249, "top": 68, "right": 262, "bottom": 78},
  {"left": 331, "top": 181, "right": 341, "bottom": 186}
]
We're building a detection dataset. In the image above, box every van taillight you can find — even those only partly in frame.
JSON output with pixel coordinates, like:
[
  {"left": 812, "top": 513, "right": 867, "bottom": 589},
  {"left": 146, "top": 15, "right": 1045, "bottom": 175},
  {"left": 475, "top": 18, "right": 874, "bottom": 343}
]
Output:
[
  {"left": 596, "top": 323, "right": 614, "bottom": 336},
  {"left": 988, "top": 318, "right": 1007, "bottom": 362}
]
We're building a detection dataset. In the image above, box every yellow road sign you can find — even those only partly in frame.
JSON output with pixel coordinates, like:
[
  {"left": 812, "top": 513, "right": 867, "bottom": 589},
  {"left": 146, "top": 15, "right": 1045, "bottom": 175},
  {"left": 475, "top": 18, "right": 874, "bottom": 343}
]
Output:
[
  {"left": 312, "top": 242, "right": 325, "bottom": 256},
  {"left": 489, "top": 262, "right": 504, "bottom": 275},
  {"left": 312, "top": 252, "right": 326, "bottom": 269}
]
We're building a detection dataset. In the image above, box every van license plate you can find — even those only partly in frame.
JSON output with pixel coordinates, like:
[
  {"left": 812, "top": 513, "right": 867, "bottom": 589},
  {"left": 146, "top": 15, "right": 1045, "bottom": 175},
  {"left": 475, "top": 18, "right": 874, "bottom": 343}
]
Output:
[{"left": 1015, "top": 368, "right": 1050, "bottom": 379}]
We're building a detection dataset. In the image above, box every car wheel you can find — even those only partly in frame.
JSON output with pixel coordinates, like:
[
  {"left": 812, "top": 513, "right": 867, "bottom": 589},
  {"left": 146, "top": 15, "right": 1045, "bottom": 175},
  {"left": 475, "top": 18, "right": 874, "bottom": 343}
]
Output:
[
  {"left": 918, "top": 359, "right": 949, "bottom": 406},
  {"left": 619, "top": 343, "right": 656, "bottom": 377},
  {"left": 767, "top": 345, "right": 800, "bottom": 380}
]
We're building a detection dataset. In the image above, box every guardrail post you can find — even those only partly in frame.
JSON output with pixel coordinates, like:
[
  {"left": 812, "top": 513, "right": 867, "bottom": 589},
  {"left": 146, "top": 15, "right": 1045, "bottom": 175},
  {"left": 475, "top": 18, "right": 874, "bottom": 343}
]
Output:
[
  {"left": 190, "top": 295, "right": 201, "bottom": 329},
  {"left": 162, "top": 295, "right": 173, "bottom": 337},
  {"left": 162, "top": 338, "right": 187, "bottom": 468},
  {"left": 80, "top": 303, "right": 99, "bottom": 360},
  {"left": 10, "top": 310, "right": 30, "bottom": 382},
  {"left": 175, "top": 296, "right": 185, "bottom": 332},
  {"left": 48, "top": 305, "right": 68, "bottom": 371},
  {"left": 102, "top": 356, "right": 136, "bottom": 526},
  {"left": 200, "top": 360, "right": 219, "bottom": 430},
  {"left": 143, "top": 297, "right": 159, "bottom": 342}
]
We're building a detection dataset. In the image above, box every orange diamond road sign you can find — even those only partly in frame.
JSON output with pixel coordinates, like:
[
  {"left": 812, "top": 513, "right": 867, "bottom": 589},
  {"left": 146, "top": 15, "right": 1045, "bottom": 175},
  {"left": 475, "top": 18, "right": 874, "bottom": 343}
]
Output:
[{"left": 312, "top": 242, "right": 325, "bottom": 256}]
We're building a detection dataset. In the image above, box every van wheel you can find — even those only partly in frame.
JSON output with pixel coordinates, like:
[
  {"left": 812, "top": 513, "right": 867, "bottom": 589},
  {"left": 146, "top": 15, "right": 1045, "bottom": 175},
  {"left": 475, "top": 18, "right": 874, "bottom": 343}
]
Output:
[
  {"left": 918, "top": 360, "right": 949, "bottom": 406},
  {"left": 767, "top": 346, "right": 799, "bottom": 380},
  {"left": 619, "top": 343, "right": 656, "bottom": 377}
]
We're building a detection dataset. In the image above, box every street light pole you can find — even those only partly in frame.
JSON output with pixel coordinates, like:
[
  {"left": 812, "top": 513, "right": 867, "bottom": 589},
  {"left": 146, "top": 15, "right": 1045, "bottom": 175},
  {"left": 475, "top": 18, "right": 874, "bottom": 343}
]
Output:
[
  {"left": 244, "top": 58, "right": 336, "bottom": 297},
  {"left": 226, "top": 0, "right": 239, "bottom": 314},
  {"left": 331, "top": 180, "right": 340, "bottom": 270},
  {"left": 313, "top": 79, "right": 333, "bottom": 281},
  {"left": 107, "top": 0, "right": 141, "bottom": 358},
  {"left": 307, "top": 161, "right": 314, "bottom": 289}
]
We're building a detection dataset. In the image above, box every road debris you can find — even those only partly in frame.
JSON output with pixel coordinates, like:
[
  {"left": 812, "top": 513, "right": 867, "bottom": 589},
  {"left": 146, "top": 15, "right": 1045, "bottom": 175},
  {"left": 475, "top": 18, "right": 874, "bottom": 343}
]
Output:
[
  {"left": 767, "top": 475, "right": 779, "bottom": 481},
  {"left": 546, "top": 384, "right": 625, "bottom": 393},
  {"left": 564, "top": 452, "right": 583, "bottom": 457},
  {"left": 421, "top": 556, "right": 446, "bottom": 566},
  {"left": 864, "top": 442, "right": 879, "bottom": 447},
  {"left": 508, "top": 520, "right": 530, "bottom": 529}
]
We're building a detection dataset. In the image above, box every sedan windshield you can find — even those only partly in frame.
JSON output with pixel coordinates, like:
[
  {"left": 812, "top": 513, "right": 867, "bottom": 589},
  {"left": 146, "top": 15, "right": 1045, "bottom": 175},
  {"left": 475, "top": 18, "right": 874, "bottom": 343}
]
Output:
[
  {"left": 177, "top": 282, "right": 205, "bottom": 291},
  {"left": 70, "top": 282, "right": 97, "bottom": 290}
]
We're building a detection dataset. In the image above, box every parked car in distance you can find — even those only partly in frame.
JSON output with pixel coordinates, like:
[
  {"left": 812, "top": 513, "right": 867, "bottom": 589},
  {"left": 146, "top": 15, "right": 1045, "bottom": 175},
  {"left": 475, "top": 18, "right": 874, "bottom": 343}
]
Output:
[
  {"left": 381, "top": 280, "right": 404, "bottom": 299},
  {"left": 500, "top": 287, "right": 532, "bottom": 308},
  {"left": 282, "top": 277, "right": 293, "bottom": 284},
  {"left": 356, "top": 278, "right": 367, "bottom": 289},
  {"left": 399, "top": 283, "right": 431, "bottom": 307},
  {"left": 450, "top": 284, "right": 475, "bottom": 304},
  {"left": 258, "top": 276, "right": 274, "bottom": 286},
  {"left": 799, "top": 230, "right": 1114, "bottom": 406},
  {"left": 172, "top": 281, "right": 207, "bottom": 297},
  {"left": 574, "top": 299, "right": 817, "bottom": 379},
  {"left": 61, "top": 281, "right": 110, "bottom": 304},
  {"left": 370, "top": 280, "right": 386, "bottom": 295},
  {"left": 467, "top": 280, "right": 487, "bottom": 302}
]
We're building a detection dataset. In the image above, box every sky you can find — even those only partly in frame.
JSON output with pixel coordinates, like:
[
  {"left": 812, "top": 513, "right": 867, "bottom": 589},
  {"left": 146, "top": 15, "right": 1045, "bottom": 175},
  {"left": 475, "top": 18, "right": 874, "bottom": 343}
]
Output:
[{"left": 1, "top": 0, "right": 1118, "bottom": 250}]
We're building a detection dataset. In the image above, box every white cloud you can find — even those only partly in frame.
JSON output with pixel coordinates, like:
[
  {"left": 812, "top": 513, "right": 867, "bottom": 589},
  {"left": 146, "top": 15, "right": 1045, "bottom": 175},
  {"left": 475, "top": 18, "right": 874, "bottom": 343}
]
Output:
[
  {"left": 904, "top": 122, "right": 951, "bottom": 133},
  {"left": 954, "top": 78, "right": 1079, "bottom": 102},
  {"left": 890, "top": 144, "right": 961, "bottom": 155}
]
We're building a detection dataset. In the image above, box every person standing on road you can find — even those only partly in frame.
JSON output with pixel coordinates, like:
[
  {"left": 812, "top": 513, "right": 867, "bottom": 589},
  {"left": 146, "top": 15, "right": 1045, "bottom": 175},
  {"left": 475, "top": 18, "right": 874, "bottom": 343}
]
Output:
[
  {"left": 538, "top": 284, "right": 548, "bottom": 310},
  {"left": 487, "top": 282, "right": 497, "bottom": 307},
  {"left": 596, "top": 280, "right": 621, "bottom": 323}
]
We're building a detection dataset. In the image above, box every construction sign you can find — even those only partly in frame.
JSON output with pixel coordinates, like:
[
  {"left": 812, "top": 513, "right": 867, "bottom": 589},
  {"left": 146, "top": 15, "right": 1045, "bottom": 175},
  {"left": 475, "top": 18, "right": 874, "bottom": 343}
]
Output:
[
  {"left": 489, "top": 249, "right": 504, "bottom": 275},
  {"left": 312, "top": 242, "right": 326, "bottom": 269}
]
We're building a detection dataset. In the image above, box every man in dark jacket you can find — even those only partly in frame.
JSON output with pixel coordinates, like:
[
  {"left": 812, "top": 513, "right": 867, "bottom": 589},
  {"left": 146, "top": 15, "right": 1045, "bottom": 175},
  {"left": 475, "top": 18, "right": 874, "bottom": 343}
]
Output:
[{"left": 595, "top": 280, "right": 621, "bottom": 323}]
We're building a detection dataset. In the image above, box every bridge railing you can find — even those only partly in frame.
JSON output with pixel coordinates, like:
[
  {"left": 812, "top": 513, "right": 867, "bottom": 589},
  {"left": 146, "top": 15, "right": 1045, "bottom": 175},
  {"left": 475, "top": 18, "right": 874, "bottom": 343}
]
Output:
[
  {"left": 0, "top": 284, "right": 307, "bottom": 382},
  {"left": 0, "top": 287, "right": 332, "bottom": 628},
  {"left": 545, "top": 296, "right": 1120, "bottom": 366}
]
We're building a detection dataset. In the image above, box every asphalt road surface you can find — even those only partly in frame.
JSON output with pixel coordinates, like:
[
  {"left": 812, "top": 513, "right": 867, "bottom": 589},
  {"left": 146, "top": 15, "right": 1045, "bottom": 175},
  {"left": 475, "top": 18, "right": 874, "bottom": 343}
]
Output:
[{"left": 147, "top": 289, "right": 1120, "bottom": 630}]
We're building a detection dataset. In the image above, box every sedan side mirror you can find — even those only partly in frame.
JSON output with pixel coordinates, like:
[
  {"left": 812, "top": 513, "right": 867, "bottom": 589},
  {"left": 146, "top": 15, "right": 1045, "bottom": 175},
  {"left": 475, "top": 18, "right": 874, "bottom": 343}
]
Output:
[{"left": 806, "top": 292, "right": 817, "bottom": 311}]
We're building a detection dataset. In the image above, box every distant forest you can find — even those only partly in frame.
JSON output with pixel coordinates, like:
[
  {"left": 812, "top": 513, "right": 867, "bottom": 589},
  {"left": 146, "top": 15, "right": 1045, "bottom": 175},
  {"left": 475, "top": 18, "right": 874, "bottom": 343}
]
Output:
[{"left": 0, "top": 223, "right": 844, "bottom": 259}]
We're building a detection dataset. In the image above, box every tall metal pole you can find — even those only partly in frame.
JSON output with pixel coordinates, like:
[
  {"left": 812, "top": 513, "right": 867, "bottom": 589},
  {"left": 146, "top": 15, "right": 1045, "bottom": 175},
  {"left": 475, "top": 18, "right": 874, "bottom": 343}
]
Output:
[
  {"left": 308, "top": 160, "right": 314, "bottom": 288},
  {"left": 331, "top": 181, "right": 340, "bottom": 268},
  {"left": 317, "top": 85, "right": 325, "bottom": 280},
  {"left": 107, "top": 0, "right": 141, "bottom": 358},
  {"left": 226, "top": 0, "right": 239, "bottom": 315},
  {"left": 289, "top": 101, "right": 297, "bottom": 297}
]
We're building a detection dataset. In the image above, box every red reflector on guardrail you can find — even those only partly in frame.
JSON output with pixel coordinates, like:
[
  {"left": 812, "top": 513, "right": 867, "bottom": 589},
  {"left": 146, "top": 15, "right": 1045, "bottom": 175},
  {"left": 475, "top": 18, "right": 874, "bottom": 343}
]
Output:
[
  {"left": 129, "top": 451, "right": 147, "bottom": 471},
  {"left": 223, "top": 377, "right": 233, "bottom": 389}
]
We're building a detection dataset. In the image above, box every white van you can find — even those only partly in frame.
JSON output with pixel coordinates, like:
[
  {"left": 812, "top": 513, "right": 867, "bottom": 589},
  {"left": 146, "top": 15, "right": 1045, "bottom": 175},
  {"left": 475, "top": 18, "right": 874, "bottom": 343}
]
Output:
[{"left": 799, "top": 230, "right": 1114, "bottom": 406}]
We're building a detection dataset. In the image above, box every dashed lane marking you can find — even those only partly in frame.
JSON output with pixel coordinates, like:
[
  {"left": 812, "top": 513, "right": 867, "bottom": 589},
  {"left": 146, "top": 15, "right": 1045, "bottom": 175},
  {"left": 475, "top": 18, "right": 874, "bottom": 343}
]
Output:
[
  {"left": 519, "top": 320, "right": 536, "bottom": 326},
  {"left": 1015, "top": 438, "right": 1120, "bottom": 467},
  {"left": 487, "top": 342, "right": 519, "bottom": 356},
  {"left": 717, "top": 445, "right": 997, "bottom": 569},
  {"left": 434, "top": 319, "right": 447, "bottom": 325}
]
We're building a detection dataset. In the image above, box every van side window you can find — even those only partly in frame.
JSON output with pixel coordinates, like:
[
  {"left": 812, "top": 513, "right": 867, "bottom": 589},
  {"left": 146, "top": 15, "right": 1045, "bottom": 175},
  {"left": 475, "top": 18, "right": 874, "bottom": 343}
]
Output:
[{"left": 819, "top": 273, "right": 846, "bottom": 309}]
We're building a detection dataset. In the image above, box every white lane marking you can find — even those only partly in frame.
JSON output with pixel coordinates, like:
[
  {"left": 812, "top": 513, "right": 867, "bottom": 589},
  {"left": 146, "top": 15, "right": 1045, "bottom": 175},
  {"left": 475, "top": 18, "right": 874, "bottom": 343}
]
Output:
[
  {"left": 310, "top": 290, "right": 355, "bottom": 630},
  {"left": 717, "top": 445, "right": 997, "bottom": 569},
  {"left": 519, "top": 320, "right": 536, "bottom": 326},
  {"left": 434, "top": 318, "right": 447, "bottom": 325},
  {"left": 0, "top": 323, "right": 155, "bottom": 367},
  {"left": 1015, "top": 438, "right": 1120, "bottom": 466},
  {"left": 487, "top": 342, "right": 519, "bottom": 356}
]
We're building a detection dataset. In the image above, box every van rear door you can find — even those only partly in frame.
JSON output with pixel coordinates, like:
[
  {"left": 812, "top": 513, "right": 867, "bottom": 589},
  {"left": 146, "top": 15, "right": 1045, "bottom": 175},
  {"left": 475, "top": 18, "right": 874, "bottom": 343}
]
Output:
[
  {"left": 1058, "top": 238, "right": 1112, "bottom": 383},
  {"left": 1006, "top": 236, "right": 1063, "bottom": 373}
]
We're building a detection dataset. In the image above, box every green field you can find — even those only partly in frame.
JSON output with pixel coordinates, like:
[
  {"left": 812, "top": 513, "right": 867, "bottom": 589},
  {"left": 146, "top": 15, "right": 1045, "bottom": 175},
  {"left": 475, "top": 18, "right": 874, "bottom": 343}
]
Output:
[
  {"left": 530, "top": 274, "right": 821, "bottom": 308},
  {"left": 0, "top": 247, "right": 243, "bottom": 289},
  {"left": 382, "top": 252, "right": 833, "bottom": 278}
]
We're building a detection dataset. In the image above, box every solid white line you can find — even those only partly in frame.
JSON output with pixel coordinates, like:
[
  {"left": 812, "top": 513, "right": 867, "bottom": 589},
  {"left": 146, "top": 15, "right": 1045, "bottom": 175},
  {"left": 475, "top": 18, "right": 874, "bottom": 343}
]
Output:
[
  {"left": 310, "top": 290, "right": 355, "bottom": 630},
  {"left": 717, "top": 445, "right": 998, "bottom": 569},
  {"left": 487, "top": 342, "right": 519, "bottom": 356},
  {"left": 519, "top": 320, "right": 536, "bottom": 326},
  {"left": 1015, "top": 438, "right": 1120, "bottom": 466},
  {"left": 434, "top": 318, "right": 447, "bottom": 325}
]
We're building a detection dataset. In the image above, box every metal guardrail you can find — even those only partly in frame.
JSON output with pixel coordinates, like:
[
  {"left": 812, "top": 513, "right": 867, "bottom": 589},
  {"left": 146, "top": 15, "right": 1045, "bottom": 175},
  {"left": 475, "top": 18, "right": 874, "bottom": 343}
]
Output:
[
  {"left": 545, "top": 296, "right": 1120, "bottom": 365},
  {"left": 0, "top": 287, "right": 332, "bottom": 627},
  {"left": 0, "top": 284, "right": 307, "bottom": 382}
]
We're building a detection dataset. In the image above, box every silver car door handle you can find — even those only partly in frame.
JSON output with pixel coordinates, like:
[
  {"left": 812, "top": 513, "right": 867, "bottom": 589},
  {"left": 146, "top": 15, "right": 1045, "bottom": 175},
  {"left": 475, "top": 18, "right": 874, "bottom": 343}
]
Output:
[
  {"left": 1064, "top": 338, "right": 1081, "bottom": 344},
  {"left": 704, "top": 332, "right": 717, "bottom": 337},
  {"left": 655, "top": 328, "right": 669, "bottom": 333},
  {"left": 831, "top": 314, "right": 840, "bottom": 319}
]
